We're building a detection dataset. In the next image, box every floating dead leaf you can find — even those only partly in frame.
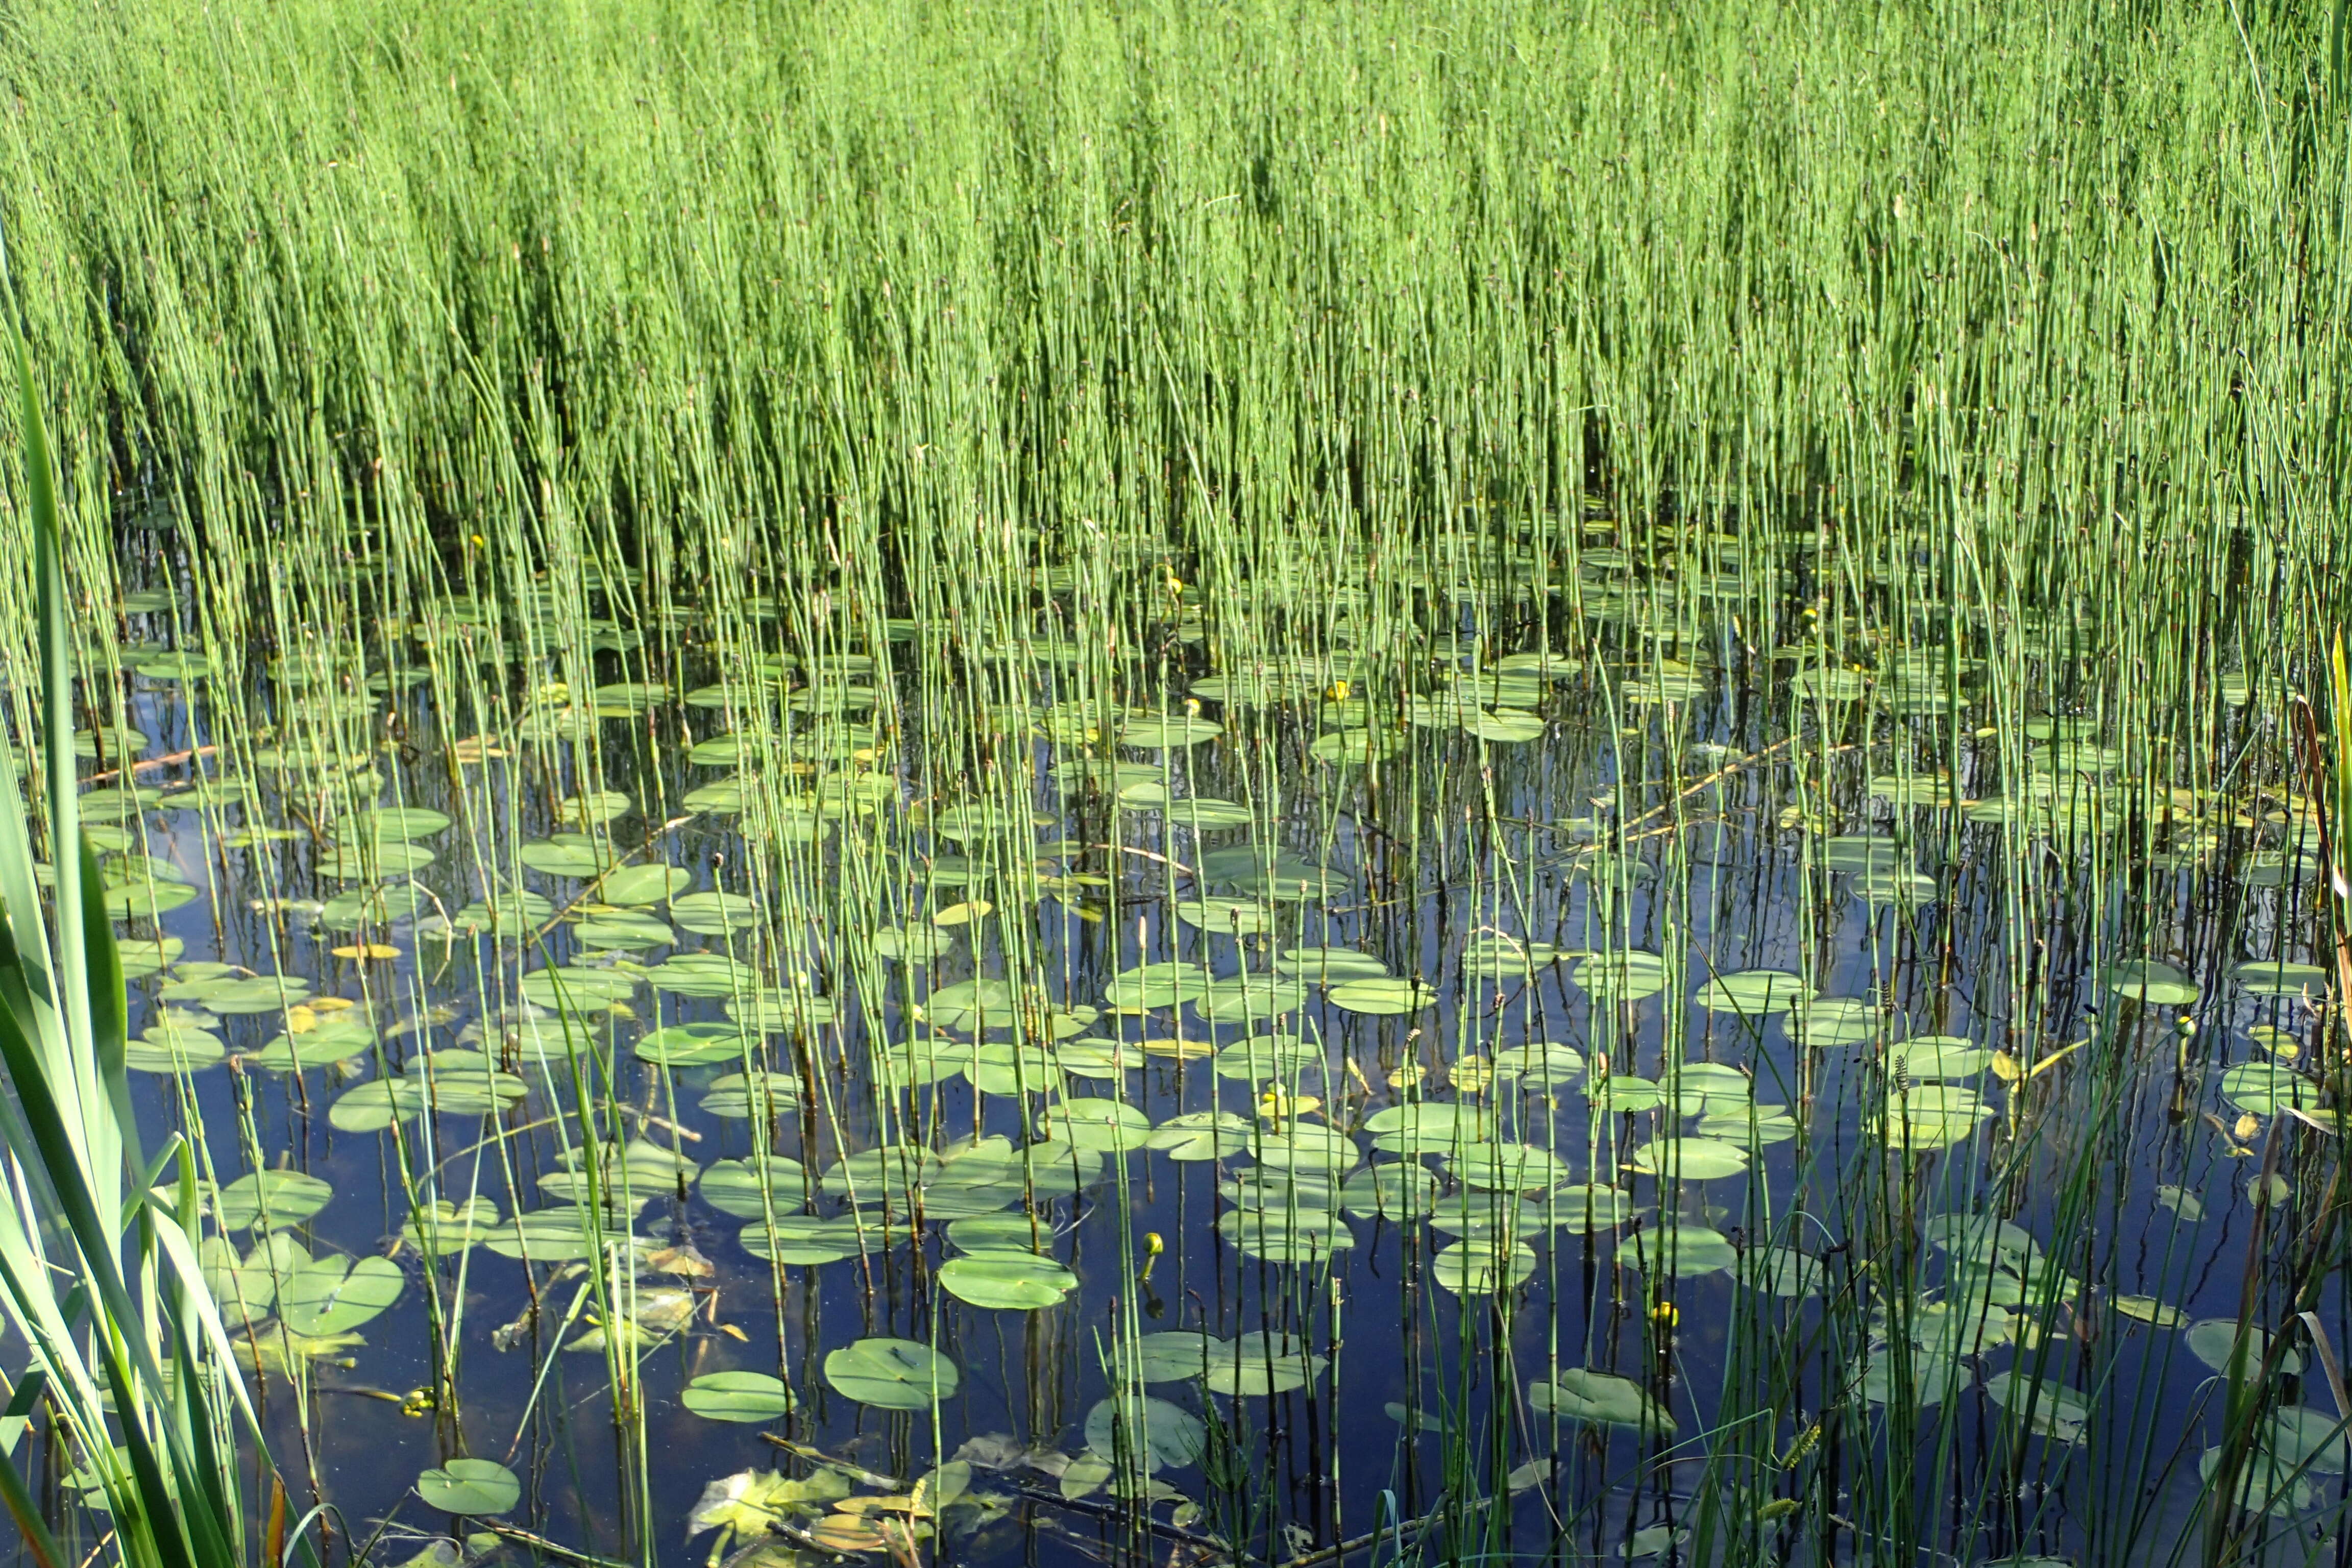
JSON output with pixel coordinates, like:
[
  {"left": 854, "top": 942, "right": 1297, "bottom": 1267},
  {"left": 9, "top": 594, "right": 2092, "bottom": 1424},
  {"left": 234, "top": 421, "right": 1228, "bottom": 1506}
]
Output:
[
  {"left": 832, "top": 1494, "right": 922, "bottom": 1517},
  {"left": 647, "top": 1244, "right": 714, "bottom": 1278},
  {"left": 805, "top": 1516, "right": 887, "bottom": 1552},
  {"left": 951, "top": 1434, "right": 1027, "bottom": 1471}
]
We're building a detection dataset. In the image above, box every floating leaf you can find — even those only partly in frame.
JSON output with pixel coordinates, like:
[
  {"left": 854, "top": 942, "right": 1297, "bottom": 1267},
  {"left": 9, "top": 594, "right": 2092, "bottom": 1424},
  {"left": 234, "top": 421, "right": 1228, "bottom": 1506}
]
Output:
[
  {"left": 938, "top": 1254, "right": 1079, "bottom": 1310},
  {"left": 1981, "top": 1371, "right": 2089, "bottom": 1442},
  {"left": 1528, "top": 1369, "right": 1674, "bottom": 1434},
  {"left": 1084, "top": 1392, "right": 1205, "bottom": 1470},
  {"left": 823, "top": 1338, "right": 959, "bottom": 1410},
  {"left": 416, "top": 1458, "right": 521, "bottom": 1515},
  {"left": 214, "top": 1170, "right": 333, "bottom": 1231},
  {"left": 280, "top": 1254, "right": 406, "bottom": 1334},
  {"left": 1326, "top": 977, "right": 1438, "bottom": 1016},
  {"left": 2114, "top": 1294, "right": 2186, "bottom": 1328},
  {"left": 600, "top": 864, "right": 692, "bottom": 906},
  {"left": 2102, "top": 960, "right": 2198, "bottom": 1008},
  {"left": 1692, "top": 970, "right": 1811, "bottom": 1016},
  {"left": 682, "top": 1371, "right": 795, "bottom": 1423}
]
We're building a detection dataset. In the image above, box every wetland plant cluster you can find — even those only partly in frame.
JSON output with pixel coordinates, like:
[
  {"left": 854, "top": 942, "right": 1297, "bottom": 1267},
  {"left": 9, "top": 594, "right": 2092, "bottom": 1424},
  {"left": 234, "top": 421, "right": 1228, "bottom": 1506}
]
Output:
[{"left": 2, "top": 1, "right": 2351, "bottom": 1566}]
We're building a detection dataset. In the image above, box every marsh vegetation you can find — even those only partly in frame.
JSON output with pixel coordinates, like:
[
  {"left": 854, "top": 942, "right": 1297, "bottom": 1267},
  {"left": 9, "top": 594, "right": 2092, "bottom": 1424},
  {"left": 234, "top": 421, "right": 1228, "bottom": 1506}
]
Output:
[{"left": 2, "top": 1, "right": 2351, "bottom": 1565}]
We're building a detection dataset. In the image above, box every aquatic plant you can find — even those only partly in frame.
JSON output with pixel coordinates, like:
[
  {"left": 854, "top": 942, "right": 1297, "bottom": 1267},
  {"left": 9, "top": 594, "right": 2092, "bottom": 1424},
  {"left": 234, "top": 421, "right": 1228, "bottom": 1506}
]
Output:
[
  {"left": 0, "top": 309, "right": 269, "bottom": 1568},
  {"left": 0, "top": 0, "right": 2347, "bottom": 1564}
]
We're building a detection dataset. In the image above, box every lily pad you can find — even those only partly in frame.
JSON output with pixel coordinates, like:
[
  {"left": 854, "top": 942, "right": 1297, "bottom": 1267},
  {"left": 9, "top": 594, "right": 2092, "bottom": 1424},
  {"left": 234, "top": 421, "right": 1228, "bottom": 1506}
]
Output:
[
  {"left": 1037, "top": 1100, "right": 1154, "bottom": 1152},
  {"left": 681, "top": 1371, "right": 796, "bottom": 1423},
  {"left": 214, "top": 1170, "right": 334, "bottom": 1231},
  {"left": 416, "top": 1458, "right": 521, "bottom": 1515},
  {"left": 1528, "top": 1369, "right": 1674, "bottom": 1434},
  {"left": 1146, "top": 1111, "right": 1255, "bottom": 1162},
  {"left": 1981, "top": 1370, "right": 2089, "bottom": 1442},
  {"left": 2103, "top": 960, "right": 2198, "bottom": 1008},
  {"left": 1627, "top": 1225, "right": 1738, "bottom": 1277},
  {"left": 1205, "top": 1332, "right": 1327, "bottom": 1396},
  {"left": 2233, "top": 958, "right": 2330, "bottom": 998},
  {"left": 823, "top": 1338, "right": 960, "bottom": 1410},
  {"left": 1326, "top": 978, "right": 1438, "bottom": 1016},
  {"left": 280, "top": 1254, "right": 406, "bottom": 1334},
  {"left": 1574, "top": 951, "right": 1670, "bottom": 1004},
  {"left": 938, "top": 1254, "right": 1079, "bottom": 1310},
  {"left": 600, "top": 864, "right": 692, "bottom": 906},
  {"left": 1490, "top": 1042, "right": 1586, "bottom": 1085},
  {"left": 1692, "top": 970, "right": 1811, "bottom": 1016},
  {"left": 1084, "top": 1392, "right": 1205, "bottom": 1470}
]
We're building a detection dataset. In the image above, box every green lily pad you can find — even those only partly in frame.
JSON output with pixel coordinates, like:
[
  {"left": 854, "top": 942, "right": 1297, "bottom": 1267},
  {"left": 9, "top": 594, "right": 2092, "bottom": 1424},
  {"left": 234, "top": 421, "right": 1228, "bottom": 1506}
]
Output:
[
  {"left": 1146, "top": 1111, "right": 1255, "bottom": 1162},
  {"left": 697, "top": 1156, "right": 808, "bottom": 1219},
  {"left": 1217, "top": 1206, "right": 1355, "bottom": 1263},
  {"left": 1574, "top": 951, "right": 1670, "bottom": 1003},
  {"left": 2185, "top": 1319, "right": 2299, "bottom": 1376},
  {"left": 1490, "top": 1042, "right": 1586, "bottom": 1085},
  {"left": 356, "top": 806, "right": 452, "bottom": 841},
  {"left": 1449, "top": 1143, "right": 1571, "bottom": 1192},
  {"left": 1206, "top": 1332, "right": 1327, "bottom": 1396},
  {"left": 1194, "top": 975, "right": 1311, "bottom": 1021},
  {"left": 317, "top": 841, "right": 437, "bottom": 879},
  {"left": 1627, "top": 1225, "right": 1738, "bottom": 1277},
  {"left": 214, "top": 1170, "right": 334, "bottom": 1231},
  {"left": 1549, "top": 1185, "right": 1638, "bottom": 1234},
  {"left": 518, "top": 835, "right": 608, "bottom": 879},
  {"left": 2103, "top": 960, "right": 2198, "bottom": 1008},
  {"left": 1981, "top": 1371, "right": 2089, "bottom": 1442},
  {"left": 822, "top": 1338, "right": 959, "bottom": 1410},
  {"left": 2221, "top": 1061, "right": 2311, "bottom": 1116},
  {"left": 401, "top": 1198, "right": 503, "bottom": 1252},
  {"left": 1431, "top": 1239, "right": 1537, "bottom": 1293},
  {"left": 1791, "top": 999, "right": 1883, "bottom": 1047},
  {"left": 1273, "top": 947, "right": 1392, "bottom": 981},
  {"left": 1339, "top": 1162, "right": 1442, "bottom": 1220},
  {"left": 738, "top": 1216, "right": 862, "bottom": 1265},
  {"left": 1084, "top": 1392, "right": 1205, "bottom": 1470},
  {"left": 1038, "top": 1100, "right": 1154, "bottom": 1152},
  {"left": 1626, "top": 1137, "right": 1751, "bottom": 1181},
  {"left": 2233, "top": 959, "right": 2330, "bottom": 998},
  {"left": 1120, "top": 714, "right": 1223, "bottom": 748},
  {"left": 600, "top": 864, "right": 692, "bottom": 906},
  {"left": 555, "top": 791, "right": 632, "bottom": 827},
  {"left": 159, "top": 974, "right": 312, "bottom": 1014},
  {"left": 1528, "top": 1369, "right": 1674, "bottom": 1434},
  {"left": 1692, "top": 970, "right": 1811, "bottom": 1016},
  {"left": 635, "top": 1022, "right": 755, "bottom": 1068},
  {"left": 1212, "top": 1035, "right": 1322, "bottom": 1081},
  {"left": 1886, "top": 1036, "right": 1995, "bottom": 1080},
  {"left": 681, "top": 1371, "right": 796, "bottom": 1423},
  {"left": 938, "top": 1253, "right": 1079, "bottom": 1310},
  {"left": 1326, "top": 977, "right": 1438, "bottom": 1016},
  {"left": 1250, "top": 1121, "right": 1360, "bottom": 1175},
  {"left": 416, "top": 1458, "right": 521, "bottom": 1515},
  {"left": 484, "top": 1209, "right": 648, "bottom": 1263},
  {"left": 280, "top": 1254, "right": 406, "bottom": 1334},
  {"left": 671, "top": 891, "right": 762, "bottom": 934}
]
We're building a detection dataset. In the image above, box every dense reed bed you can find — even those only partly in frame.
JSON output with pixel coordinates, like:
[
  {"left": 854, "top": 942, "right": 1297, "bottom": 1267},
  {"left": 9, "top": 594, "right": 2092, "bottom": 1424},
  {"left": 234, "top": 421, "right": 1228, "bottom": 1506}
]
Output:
[{"left": 0, "top": 3, "right": 2349, "bottom": 1568}]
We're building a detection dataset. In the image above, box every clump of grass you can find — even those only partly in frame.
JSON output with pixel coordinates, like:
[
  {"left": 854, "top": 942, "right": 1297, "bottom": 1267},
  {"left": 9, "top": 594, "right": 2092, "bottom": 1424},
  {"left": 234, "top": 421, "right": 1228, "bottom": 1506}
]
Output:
[{"left": 0, "top": 304, "right": 279, "bottom": 1568}]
